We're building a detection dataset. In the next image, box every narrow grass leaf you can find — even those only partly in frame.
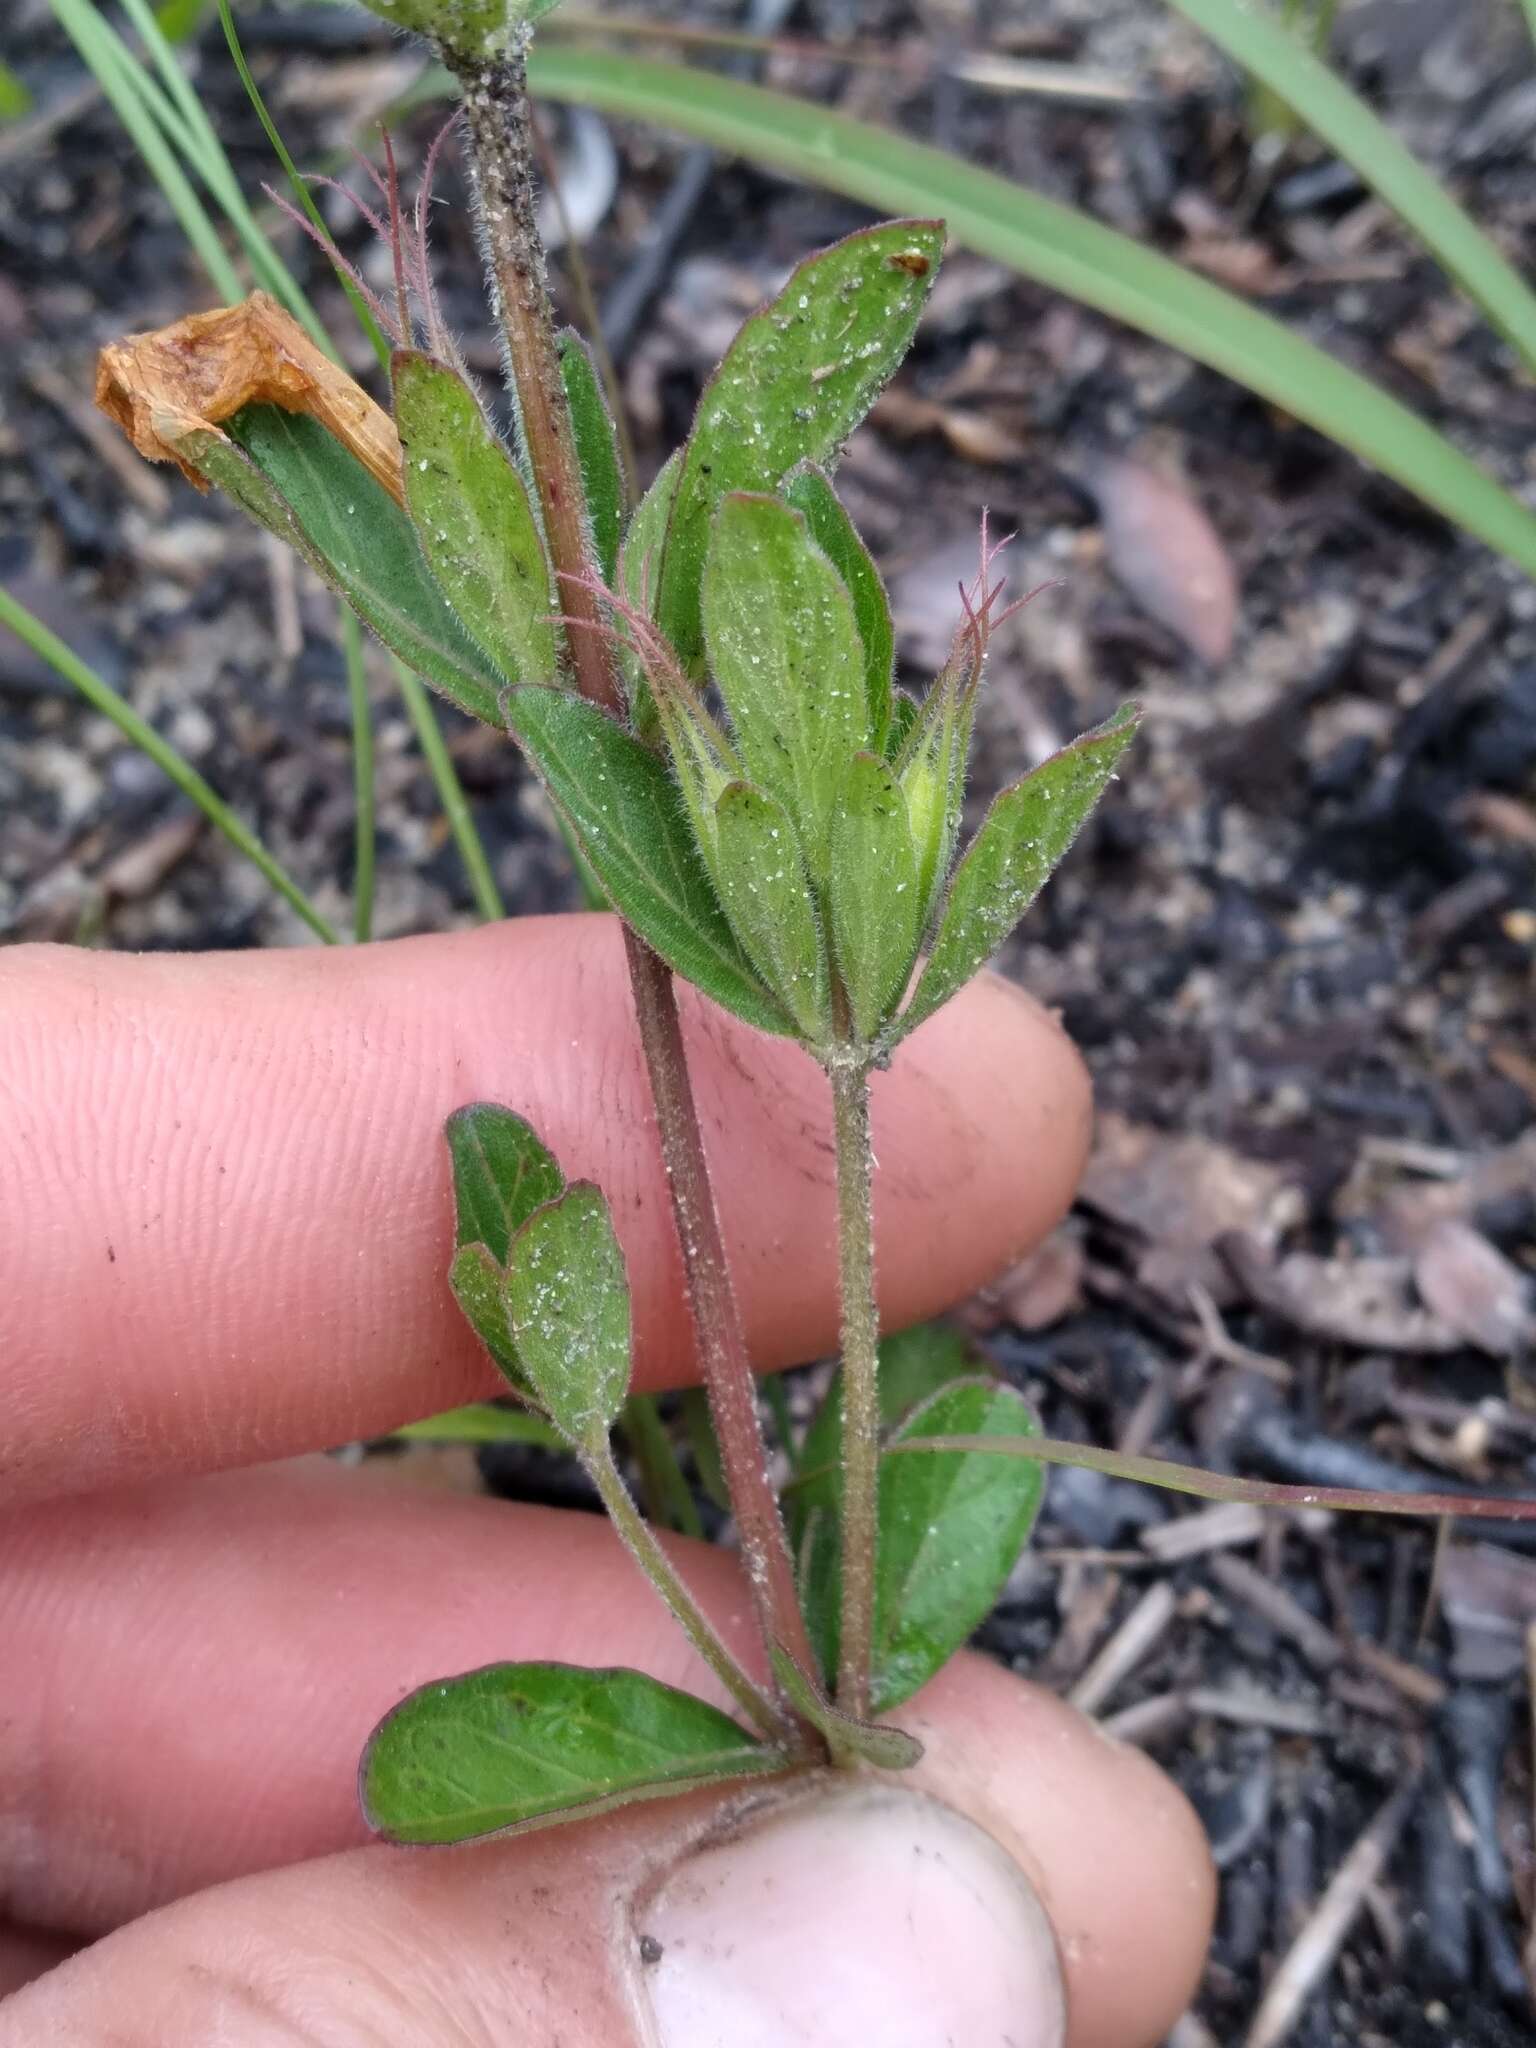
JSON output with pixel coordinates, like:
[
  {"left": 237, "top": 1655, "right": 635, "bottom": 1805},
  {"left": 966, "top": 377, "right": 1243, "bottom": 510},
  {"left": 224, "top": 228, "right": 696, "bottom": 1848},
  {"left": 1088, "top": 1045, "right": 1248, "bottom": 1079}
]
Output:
[
  {"left": 393, "top": 351, "right": 557, "bottom": 688},
  {"left": 893, "top": 703, "right": 1139, "bottom": 1044},
  {"left": 560, "top": 330, "right": 624, "bottom": 583},
  {"left": 1169, "top": 0, "right": 1536, "bottom": 379},
  {"left": 712, "top": 781, "right": 829, "bottom": 1042},
  {"left": 445, "top": 1103, "right": 565, "bottom": 1262},
  {"left": 506, "top": 1182, "right": 632, "bottom": 1446},
  {"left": 785, "top": 464, "right": 893, "bottom": 743},
  {"left": 506, "top": 684, "right": 791, "bottom": 1035},
  {"left": 657, "top": 220, "right": 944, "bottom": 668},
  {"left": 702, "top": 492, "right": 868, "bottom": 880},
  {"left": 527, "top": 49, "right": 1536, "bottom": 586},
  {"left": 361, "top": 1662, "right": 782, "bottom": 1845},
  {"left": 829, "top": 752, "right": 923, "bottom": 1042}
]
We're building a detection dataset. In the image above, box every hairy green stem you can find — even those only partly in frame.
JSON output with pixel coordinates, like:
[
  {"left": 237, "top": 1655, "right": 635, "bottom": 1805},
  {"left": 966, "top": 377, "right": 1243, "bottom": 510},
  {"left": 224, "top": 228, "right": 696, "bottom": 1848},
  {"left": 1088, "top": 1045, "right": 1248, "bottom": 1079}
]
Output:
[
  {"left": 448, "top": 34, "right": 818, "bottom": 1721},
  {"left": 586, "top": 1445, "right": 786, "bottom": 1741},
  {"left": 830, "top": 1054, "right": 879, "bottom": 1717}
]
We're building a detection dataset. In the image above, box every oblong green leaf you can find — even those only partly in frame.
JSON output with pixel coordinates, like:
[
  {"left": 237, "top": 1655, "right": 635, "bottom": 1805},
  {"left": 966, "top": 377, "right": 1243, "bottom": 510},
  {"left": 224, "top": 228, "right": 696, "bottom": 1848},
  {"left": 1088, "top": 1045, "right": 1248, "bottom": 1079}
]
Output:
[
  {"left": 618, "top": 448, "right": 682, "bottom": 737},
  {"left": 393, "top": 350, "right": 557, "bottom": 687},
  {"left": 1169, "top": 0, "right": 1536, "bottom": 379},
  {"left": 394, "top": 1402, "right": 565, "bottom": 1448},
  {"left": 449, "top": 1240, "right": 526, "bottom": 1386},
  {"left": 785, "top": 464, "right": 893, "bottom": 744},
  {"left": 869, "top": 1380, "right": 1045, "bottom": 1712},
  {"left": 445, "top": 1103, "right": 565, "bottom": 1263},
  {"left": 506, "top": 683, "right": 791, "bottom": 1036},
  {"left": 712, "top": 781, "right": 829, "bottom": 1043},
  {"left": 893, "top": 703, "right": 1140, "bottom": 1045},
  {"left": 214, "top": 407, "right": 505, "bottom": 722},
  {"left": 506, "top": 1181, "right": 632, "bottom": 1447},
  {"left": 657, "top": 220, "right": 944, "bottom": 668},
  {"left": 829, "top": 752, "right": 923, "bottom": 1043},
  {"left": 361, "top": 1661, "right": 782, "bottom": 1845},
  {"left": 528, "top": 48, "right": 1536, "bottom": 586},
  {"left": 559, "top": 330, "right": 624, "bottom": 583},
  {"left": 702, "top": 492, "right": 869, "bottom": 881}
]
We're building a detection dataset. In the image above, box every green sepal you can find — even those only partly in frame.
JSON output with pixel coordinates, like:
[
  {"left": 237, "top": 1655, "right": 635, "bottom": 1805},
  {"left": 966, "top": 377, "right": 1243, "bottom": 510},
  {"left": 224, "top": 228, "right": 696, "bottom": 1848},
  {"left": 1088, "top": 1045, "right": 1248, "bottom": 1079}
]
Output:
[
  {"left": 360, "top": 1661, "right": 784, "bottom": 1846},
  {"left": 506, "top": 683, "right": 792, "bottom": 1037},
  {"left": 891, "top": 702, "right": 1141, "bottom": 1046},
  {"left": 828, "top": 752, "right": 923, "bottom": 1043},
  {"left": 785, "top": 463, "right": 894, "bottom": 745},
  {"left": 702, "top": 491, "right": 868, "bottom": 885},
  {"left": 559, "top": 330, "right": 623, "bottom": 583},
  {"left": 657, "top": 220, "right": 944, "bottom": 670},
  {"left": 205, "top": 409, "right": 504, "bottom": 723},
  {"left": 506, "top": 1181, "right": 632, "bottom": 1448},
  {"left": 768, "top": 1644, "right": 922, "bottom": 1772},
  {"left": 711, "top": 781, "right": 830, "bottom": 1044},
  {"left": 393, "top": 350, "right": 557, "bottom": 688},
  {"left": 444, "top": 1103, "right": 565, "bottom": 1264},
  {"left": 800, "top": 1377, "right": 1047, "bottom": 1712}
]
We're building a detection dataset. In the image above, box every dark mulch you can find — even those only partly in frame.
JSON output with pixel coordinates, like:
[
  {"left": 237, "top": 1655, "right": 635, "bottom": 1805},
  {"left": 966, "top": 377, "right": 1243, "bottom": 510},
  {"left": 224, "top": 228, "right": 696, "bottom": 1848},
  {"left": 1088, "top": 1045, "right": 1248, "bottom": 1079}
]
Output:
[{"left": 2, "top": 1, "right": 1534, "bottom": 2040}]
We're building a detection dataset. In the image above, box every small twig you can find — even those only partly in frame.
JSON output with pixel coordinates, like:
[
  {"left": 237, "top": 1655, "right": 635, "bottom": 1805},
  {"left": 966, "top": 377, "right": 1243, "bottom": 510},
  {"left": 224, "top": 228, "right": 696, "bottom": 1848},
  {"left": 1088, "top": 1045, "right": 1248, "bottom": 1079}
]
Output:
[
  {"left": 1068, "top": 1579, "right": 1178, "bottom": 1716},
  {"left": 1244, "top": 1775, "right": 1421, "bottom": 2048},
  {"left": 1208, "top": 1552, "right": 1341, "bottom": 1673}
]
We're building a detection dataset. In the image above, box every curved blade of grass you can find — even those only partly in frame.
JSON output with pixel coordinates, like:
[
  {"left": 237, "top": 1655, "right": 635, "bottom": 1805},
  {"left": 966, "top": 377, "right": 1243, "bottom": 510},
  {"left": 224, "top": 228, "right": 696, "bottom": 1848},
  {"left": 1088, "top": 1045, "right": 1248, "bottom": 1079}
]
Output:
[
  {"left": 340, "top": 607, "right": 376, "bottom": 942},
  {"left": 0, "top": 587, "right": 337, "bottom": 944},
  {"left": 888, "top": 1432, "right": 1536, "bottom": 1523},
  {"left": 392, "top": 658, "right": 506, "bottom": 921},
  {"left": 1168, "top": 0, "right": 1536, "bottom": 379},
  {"left": 526, "top": 47, "right": 1536, "bottom": 583}
]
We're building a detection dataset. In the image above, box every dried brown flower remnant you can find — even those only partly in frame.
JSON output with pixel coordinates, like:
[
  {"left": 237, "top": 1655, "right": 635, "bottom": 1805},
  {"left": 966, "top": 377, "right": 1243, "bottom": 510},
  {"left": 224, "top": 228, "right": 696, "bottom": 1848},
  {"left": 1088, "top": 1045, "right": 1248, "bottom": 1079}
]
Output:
[{"left": 95, "top": 292, "right": 404, "bottom": 506}]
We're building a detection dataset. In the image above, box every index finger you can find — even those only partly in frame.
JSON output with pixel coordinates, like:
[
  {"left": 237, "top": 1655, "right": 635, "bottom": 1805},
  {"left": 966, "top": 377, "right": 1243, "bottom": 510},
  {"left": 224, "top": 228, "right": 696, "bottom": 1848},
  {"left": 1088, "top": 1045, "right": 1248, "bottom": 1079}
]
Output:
[{"left": 0, "top": 914, "right": 1090, "bottom": 1503}]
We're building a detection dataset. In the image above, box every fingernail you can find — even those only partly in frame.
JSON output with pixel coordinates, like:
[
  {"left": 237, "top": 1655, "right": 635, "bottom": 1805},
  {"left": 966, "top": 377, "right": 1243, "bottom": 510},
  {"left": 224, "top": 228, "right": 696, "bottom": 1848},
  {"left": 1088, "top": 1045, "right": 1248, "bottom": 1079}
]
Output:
[{"left": 634, "top": 1782, "right": 1065, "bottom": 2048}]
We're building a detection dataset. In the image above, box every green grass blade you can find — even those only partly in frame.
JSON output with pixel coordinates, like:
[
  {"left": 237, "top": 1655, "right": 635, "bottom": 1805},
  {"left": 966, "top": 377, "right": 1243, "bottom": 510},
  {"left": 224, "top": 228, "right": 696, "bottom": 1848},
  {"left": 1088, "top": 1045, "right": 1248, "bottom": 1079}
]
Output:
[
  {"left": 392, "top": 659, "right": 506, "bottom": 922},
  {"left": 340, "top": 607, "right": 377, "bottom": 943},
  {"left": 0, "top": 588, "right": 337, "bottom": 944},
  {"left": 526, "top": 46, "right": 1536, "bottom": 584},
  {"left": 1167, "top": 0, "right": 1536, "bottom": 378},
  {"left": 215, "top": 0, "right": 393, "bottom": 371},
  {"left": 50, "top": 0, "right": 243, "bottom": 302}
]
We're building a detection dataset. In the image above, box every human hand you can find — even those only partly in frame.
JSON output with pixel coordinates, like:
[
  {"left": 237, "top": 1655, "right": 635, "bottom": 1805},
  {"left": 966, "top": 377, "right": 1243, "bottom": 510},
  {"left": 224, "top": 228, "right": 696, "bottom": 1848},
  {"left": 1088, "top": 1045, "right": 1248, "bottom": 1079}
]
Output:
[{"left": 0, "top": 915, "right": 1212, "bottom": 2046}]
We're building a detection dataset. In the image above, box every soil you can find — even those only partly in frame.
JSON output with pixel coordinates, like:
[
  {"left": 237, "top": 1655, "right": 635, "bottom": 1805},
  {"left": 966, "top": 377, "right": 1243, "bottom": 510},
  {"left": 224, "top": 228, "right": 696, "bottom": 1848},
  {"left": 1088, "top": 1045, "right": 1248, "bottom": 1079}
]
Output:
[{"left": 2, "top": 2, "right": 1535, "bottom": 2042}]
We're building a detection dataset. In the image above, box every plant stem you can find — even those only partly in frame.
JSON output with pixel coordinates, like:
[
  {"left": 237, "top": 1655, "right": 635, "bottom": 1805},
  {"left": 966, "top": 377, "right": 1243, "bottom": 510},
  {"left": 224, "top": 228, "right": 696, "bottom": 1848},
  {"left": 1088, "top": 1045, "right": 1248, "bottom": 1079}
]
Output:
[
  {"left": 448, "top": 34, "right": 819, "bottom": 1711},
  {"left": 829, "top": 1052, "right": 879, "bottom": 1717},
  {"left": 586, "top": 1443, "right": 787, "bottom": 1742}
]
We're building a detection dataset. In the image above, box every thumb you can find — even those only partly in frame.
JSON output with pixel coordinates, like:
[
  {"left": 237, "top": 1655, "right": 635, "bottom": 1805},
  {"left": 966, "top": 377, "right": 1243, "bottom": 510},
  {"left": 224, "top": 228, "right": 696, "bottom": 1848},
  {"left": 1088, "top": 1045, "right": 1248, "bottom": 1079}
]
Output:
[{"left": 0, "top": 1783, "right": 1064, "bottom": 2048}]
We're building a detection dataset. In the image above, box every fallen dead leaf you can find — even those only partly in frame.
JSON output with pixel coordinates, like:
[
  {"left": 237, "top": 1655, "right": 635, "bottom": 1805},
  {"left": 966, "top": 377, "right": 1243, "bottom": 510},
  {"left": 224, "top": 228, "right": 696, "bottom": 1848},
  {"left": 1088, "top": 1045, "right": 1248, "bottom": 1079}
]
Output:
[
  {"left": 95, "top": 291, "right": 403, "bottom": 505},
  {"left": 963, "top": 1223, "right": 1086, "bottom": 1334},
  {"left": 1409, "top": 1218, "right": 1534, "bottom": 1360},
  {"left": 1079, "top": 453, "right": 1239, "bottom": 665},
  {"left": 1219, "top": 1232, "right": 1462, "bottom": 1353},
  {"left": 872, "top": 387, "right": 1028, "bottom": 464},
  {"left": 1079, "top": 1114, "right": 1304, "bottom": 1311}
]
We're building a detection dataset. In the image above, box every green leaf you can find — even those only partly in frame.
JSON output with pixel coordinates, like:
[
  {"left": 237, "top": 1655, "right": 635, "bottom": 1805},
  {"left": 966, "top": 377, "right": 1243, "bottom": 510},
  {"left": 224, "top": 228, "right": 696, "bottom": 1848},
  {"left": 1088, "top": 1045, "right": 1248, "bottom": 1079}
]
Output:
[
  {"left": 785, "top": 464, "right": 893, "bottom": 744},
  {"left": 559, "top": 331, "right": 624, "bottom": 584},
  {"left": 680, "top": 1386, "right": 730, "bottom": 1512},
  {"left": 394, "top": 1402, "right": 565, "bottom": 1448},
  {"left": 657, "top": 221, "right": 943, "bottom": 668},
  {"left": 506, "top": 684, "right": 791, "bottom": 1036},
  {"left": 445, "top": 1104, "right": 565, "bottom": 1263},
  {"left": 449, "top": 1241, "right": 527, "bottom": 1388},
  {"left": 506, "top": 1182, "right": 632, "bottom": 1446},
  {"left": 800, "top": 1380, "right": 1046, "bottom": 1711},
  {"left": 352, "top": 0, "right": 532, "bottom": 58},
  {"left": 711, "top": 782, "right": 829, "bottom": 1043},
  {"left": 828, "top": 752, "right": 923, "bottom": 1042},
  {"left": 0, "top": 60, "right": 34, "bottom": 118},
  {"left": 768, "top": 1644, "right": 922, "bottom": 1772},
  {"left": 792, "top": 1320, "right": 980, "bottom": 1543},
  {"left": 702, "top": 492, "right": 869, "bottom": 881},
  {"left": 893, "top": 702, "right": 1140, "bottom": 1044},
  {"left": 212, "top": 408, "right": 504, "bottom": 723},
  {"left": 528, "top": 49, "right": 1536, "bottom": 589},
  {"left": 882, "top": 690, "right": 920, "bottom": 764},
  {"left": 361, "top": 1661, "right": 782, "bottom": 1845},
  {"left": 618, "top": 450, "right": 682, "bottom": 738},
  {"left": 393, "top": 351, "right": 557, "bottom": 689}
]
